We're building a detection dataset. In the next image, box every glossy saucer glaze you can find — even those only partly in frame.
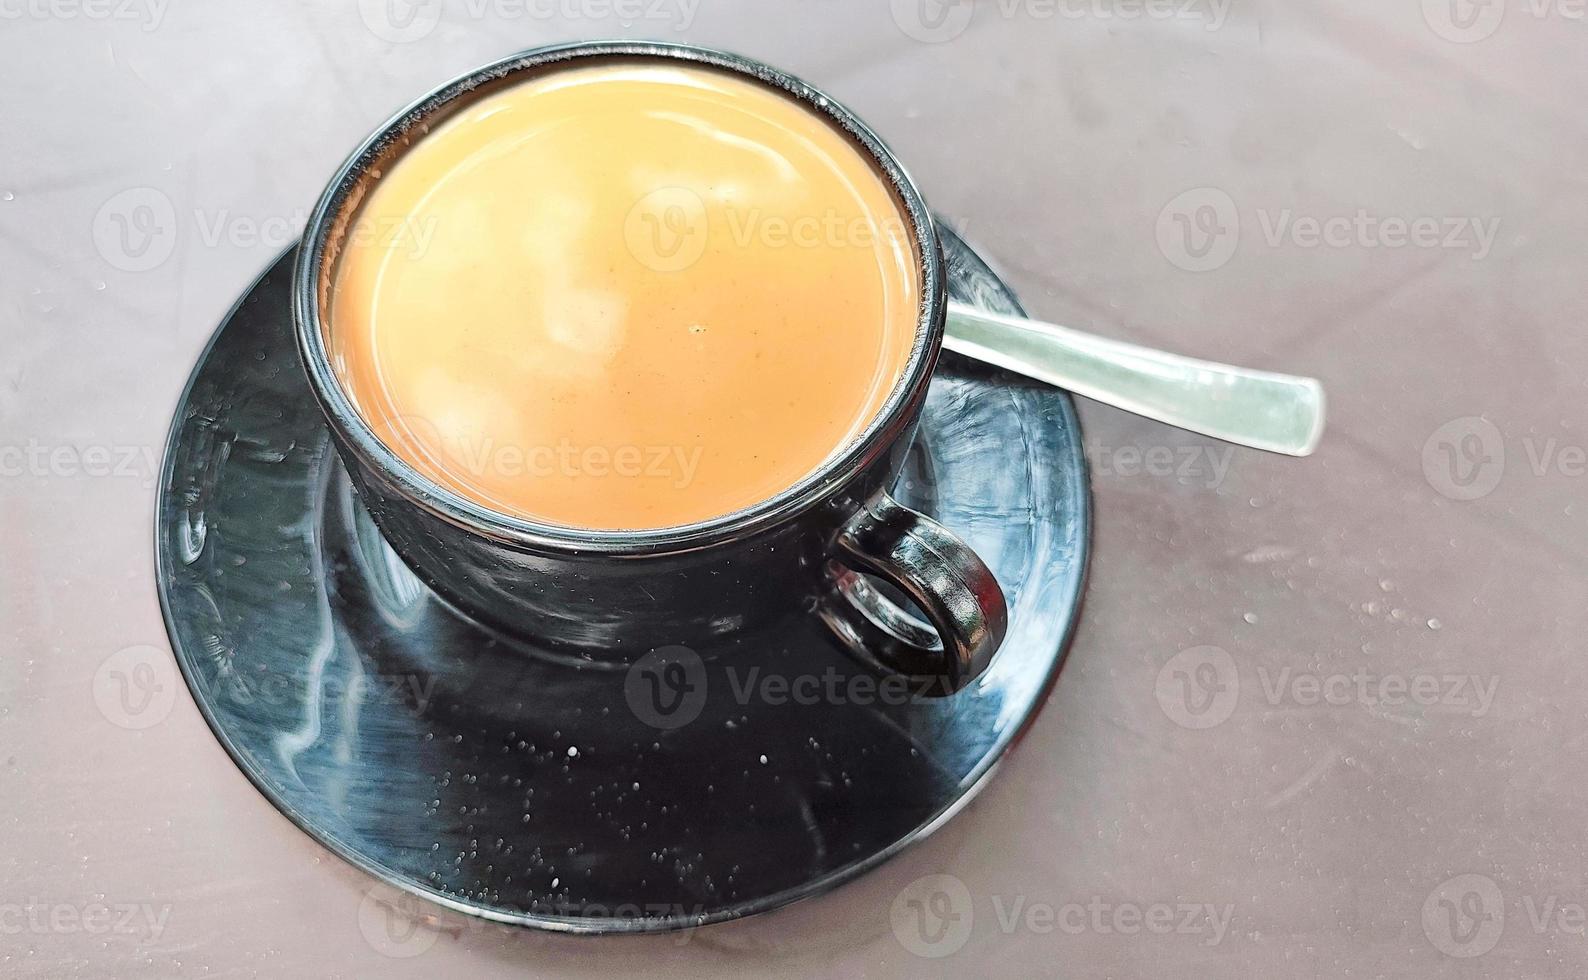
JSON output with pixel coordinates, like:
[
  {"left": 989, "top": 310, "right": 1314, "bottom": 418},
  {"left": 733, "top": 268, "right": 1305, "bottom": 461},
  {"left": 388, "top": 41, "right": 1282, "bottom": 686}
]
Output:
[{"left": 155, "top": 225, "right": 1090, "bottom": 933}]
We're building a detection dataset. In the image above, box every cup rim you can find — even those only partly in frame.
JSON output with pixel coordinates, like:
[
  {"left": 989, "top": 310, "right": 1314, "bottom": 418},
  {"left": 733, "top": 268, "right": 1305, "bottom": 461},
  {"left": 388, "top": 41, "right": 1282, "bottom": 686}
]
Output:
[{"left": 292, "top": 40, "right": 946, "bottom": 554}]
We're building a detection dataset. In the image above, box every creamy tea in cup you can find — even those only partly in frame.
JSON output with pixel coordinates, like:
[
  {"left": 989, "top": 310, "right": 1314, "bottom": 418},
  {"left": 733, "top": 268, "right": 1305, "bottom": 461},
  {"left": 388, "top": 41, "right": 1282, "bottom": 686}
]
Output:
[{"left": 328, "top": 61, "right": 921, "bottom": 530}]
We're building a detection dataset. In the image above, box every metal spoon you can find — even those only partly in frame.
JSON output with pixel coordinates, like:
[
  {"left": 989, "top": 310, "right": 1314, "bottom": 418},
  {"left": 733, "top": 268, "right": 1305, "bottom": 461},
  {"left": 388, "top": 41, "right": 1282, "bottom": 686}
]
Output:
[{"left": 944, "top": 302, "right": 1326, "bottom": 457}]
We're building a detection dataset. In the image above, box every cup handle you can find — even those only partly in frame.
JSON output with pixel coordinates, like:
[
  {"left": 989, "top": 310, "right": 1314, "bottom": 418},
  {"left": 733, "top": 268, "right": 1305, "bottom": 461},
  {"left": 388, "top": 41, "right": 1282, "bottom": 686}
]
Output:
[{"left": 818, "top": 489, "right": 1009, "bottom": 696}]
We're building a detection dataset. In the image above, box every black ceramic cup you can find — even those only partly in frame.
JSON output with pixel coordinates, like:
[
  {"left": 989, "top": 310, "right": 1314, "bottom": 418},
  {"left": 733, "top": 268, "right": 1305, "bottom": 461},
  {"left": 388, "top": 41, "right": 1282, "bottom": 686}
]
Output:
[{"left": 292, "top": 41, "right": 1007, "bottom": 693}]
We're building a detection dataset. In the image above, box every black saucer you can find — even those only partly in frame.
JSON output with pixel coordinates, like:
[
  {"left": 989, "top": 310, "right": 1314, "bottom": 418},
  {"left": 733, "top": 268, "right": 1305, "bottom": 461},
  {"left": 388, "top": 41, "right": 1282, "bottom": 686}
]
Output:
[{"left": 155, "top": 225, "right": 1090, "bottom": 933}]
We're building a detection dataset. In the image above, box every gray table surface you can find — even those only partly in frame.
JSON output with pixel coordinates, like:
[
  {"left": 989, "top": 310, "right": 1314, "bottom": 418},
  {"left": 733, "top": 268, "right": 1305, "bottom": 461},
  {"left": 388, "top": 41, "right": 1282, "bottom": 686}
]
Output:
[{"left": 3, "top": 2, "right": 1584, "bottom": 976}]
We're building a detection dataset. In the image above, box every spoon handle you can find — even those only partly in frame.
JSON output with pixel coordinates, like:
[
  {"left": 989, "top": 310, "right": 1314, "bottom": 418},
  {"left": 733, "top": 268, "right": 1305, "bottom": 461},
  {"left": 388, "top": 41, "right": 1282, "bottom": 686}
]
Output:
[{"left": 943, "top": 301, "right": 1326, "bottom": 457}]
